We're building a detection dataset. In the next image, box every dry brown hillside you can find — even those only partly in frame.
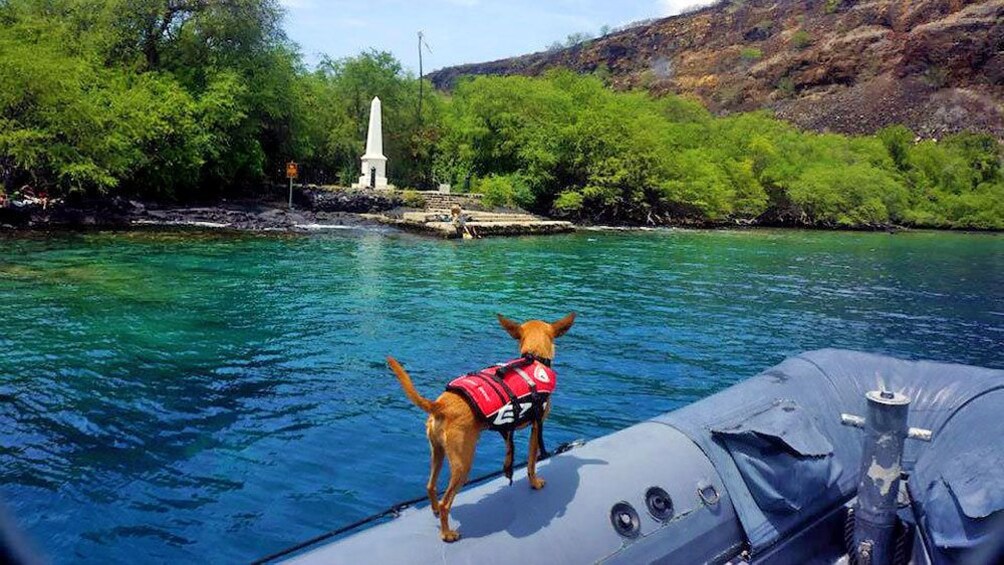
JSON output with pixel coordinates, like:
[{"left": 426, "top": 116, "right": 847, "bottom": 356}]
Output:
[{"left": 427, "top": 0, "right": 1004, "bottom": 138}]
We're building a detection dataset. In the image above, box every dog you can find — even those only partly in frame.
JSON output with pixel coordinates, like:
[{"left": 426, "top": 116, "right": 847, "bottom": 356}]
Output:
[{"left": 387, "top": 312, "right": 576, "bottom": 542}]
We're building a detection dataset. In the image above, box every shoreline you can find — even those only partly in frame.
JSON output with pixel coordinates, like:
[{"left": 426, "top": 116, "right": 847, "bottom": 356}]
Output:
[
  {"left": 0, "top": 195, "right": 1000, "bottom": 236},
  {"left": 577, "top": 224, "right": 1003, "bottom": 235},
  {"left": 0, "top": 195, "right": 391, "bottom": 235}
]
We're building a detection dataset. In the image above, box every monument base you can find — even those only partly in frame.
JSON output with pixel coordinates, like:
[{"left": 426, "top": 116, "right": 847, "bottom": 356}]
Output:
[{"left": 352, "top": 176, "right": 391, "bottom": 190}]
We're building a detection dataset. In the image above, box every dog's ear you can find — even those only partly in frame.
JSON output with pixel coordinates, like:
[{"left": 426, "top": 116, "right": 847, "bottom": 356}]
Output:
[
  {"left": 497, "top": 313, "right": 522, "bottom": 340},
  {"left": 550, "top": 312, "right": 576, "bottom": 338}
]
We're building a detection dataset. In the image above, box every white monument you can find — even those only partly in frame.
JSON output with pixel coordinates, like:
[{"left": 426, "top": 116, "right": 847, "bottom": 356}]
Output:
[{"left": 353, "top": 96, "right": 390, "bottom": 189}]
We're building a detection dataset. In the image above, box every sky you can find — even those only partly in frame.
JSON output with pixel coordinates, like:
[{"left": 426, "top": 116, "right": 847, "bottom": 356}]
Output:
[{"left": 279, "top": 0, "right": 716, "bottom": 73}]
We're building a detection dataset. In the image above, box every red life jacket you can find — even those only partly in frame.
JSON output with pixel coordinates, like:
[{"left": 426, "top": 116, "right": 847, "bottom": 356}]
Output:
[{"left": 446, "top": 357, "right": 557, "bottom": 432}]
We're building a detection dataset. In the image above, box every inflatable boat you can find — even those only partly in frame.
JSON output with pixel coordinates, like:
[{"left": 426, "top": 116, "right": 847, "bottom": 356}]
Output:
[{"left": 263, "top": 349, "right": 1003, "bottom": 565}]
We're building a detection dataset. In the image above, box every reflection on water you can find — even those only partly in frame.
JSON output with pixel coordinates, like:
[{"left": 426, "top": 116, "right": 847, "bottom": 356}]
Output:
[{"left": 0, "top": 228, "right": 1001, "bottom": 563}]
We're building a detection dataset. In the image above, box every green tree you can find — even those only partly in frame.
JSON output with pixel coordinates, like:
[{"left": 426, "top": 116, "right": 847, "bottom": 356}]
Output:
[
  {"left": 877, "top": 125, "right": 914, "bottom": 171},
  {"left": 434, "top": 71, "right": 1002, "bottom": 228},
  {"left": 303, "top": 50, "right": 440, "bottom": 188},
  {"left": 0, "top": 0, "right": 302, "bottom": 197}
]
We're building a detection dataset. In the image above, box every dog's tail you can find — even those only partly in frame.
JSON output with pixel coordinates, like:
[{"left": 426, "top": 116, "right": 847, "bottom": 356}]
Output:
[{"left": 387, "top": 357, "right": 438, "bottom": 414}]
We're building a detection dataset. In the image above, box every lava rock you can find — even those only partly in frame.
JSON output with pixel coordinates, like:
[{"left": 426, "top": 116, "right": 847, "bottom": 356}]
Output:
[{"left": 299, "top": 188, "right": 403, "bottom": 213}]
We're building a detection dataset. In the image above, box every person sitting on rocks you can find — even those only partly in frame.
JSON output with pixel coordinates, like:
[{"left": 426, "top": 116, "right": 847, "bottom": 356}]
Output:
[
  {"left": 450, "top": 204, "right": 464, "bottom": 235},
  {"left": 451, "top": 204, "right": 480, "bottom": 239}
]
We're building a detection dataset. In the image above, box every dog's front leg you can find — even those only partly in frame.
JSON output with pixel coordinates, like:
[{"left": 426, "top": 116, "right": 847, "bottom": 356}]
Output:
[
  {"left": 503, "top": 434, "right": 514, "bottom": 483},
  {"left": 527, "top": 421, "right": 546, "bottom": 490}
]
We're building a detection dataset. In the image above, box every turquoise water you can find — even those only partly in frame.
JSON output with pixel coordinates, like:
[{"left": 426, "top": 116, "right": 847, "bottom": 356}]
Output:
[{"left": 1, "top": 228, "right": 1001, "bottom": 563}]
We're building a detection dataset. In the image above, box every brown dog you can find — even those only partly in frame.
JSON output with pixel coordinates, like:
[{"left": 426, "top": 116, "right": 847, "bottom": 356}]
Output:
[{"left": 387, "top": 312, "right": 576, "bottom": 542}]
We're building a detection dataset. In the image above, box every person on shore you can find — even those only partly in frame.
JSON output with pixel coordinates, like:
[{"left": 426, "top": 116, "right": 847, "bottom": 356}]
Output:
[
  {"left": 451, "top": 204, "right": 465, "bottom": 237},
  {"left": 450, "top": 204, "right": 480, "bottom": 239}
]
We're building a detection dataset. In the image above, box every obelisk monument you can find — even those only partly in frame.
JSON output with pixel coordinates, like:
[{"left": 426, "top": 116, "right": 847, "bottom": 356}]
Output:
[{"left": 353, "top": 97, "right": 389, "bottom": 189}]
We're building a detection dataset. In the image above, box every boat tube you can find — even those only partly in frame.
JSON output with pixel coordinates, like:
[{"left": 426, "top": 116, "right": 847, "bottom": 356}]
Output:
[{"left": 275, "top": 349, "right": 1004, "bottom": 564}]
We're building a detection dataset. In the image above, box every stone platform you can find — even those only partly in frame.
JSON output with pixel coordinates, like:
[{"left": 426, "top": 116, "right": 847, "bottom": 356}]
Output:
[
  {"left": 420, "top": 192, "right": 486, "bottom": 211},
  {"left": 374, "top": 208, "right": 574, "bottom": 239}
]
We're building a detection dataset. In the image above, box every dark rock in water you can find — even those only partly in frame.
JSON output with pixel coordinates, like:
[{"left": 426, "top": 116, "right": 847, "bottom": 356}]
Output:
[
  {"left": 0, "top": 193, "right": 384, "bottom": 232},
  {"left": 1, "top": 197, "right": 139, "bottom": 229},
  {"left": 45, "top": 197, "right": 138, "bottom": 227},
  {"left": 0, "top": 204, "right": 32, "bottom": 227},
  {"left": 299, "top": 188, "right": 402, "bottom": 213}
]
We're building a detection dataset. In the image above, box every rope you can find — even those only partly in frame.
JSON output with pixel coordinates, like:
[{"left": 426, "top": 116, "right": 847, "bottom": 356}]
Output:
[
  {"left": 844, "top": 507, "right": 857, "bottom": 565},
  {"left": 251, "top": 439, "right": 584, "bottom": 565},
  {"left": 892, "top": 521, "right": 911, "bottom": 565}
]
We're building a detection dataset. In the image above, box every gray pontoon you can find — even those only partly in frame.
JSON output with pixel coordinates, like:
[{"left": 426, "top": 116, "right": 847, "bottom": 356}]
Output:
[{"left": 268, "top": 349, "right": 1004, "bottom": 565}]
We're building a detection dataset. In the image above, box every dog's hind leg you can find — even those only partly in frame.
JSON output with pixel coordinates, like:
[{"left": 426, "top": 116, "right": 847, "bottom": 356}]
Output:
[
  {"left": 426, "top": 419, "right": 445, "bottom": 517},
  {"left": 527, "top": 420, "right": 546, "bottom": 490},
  {"left": 438, "top": 426, "right": 478, "bottom": 543}
]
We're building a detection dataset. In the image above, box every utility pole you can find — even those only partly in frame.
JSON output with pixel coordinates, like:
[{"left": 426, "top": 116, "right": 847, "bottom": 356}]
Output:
[
  {"left": 417, "top": 31, "right": 431, "bottom": 187},
  {"left": 417, "top": 31, "right": 425, "bottom": 128}
]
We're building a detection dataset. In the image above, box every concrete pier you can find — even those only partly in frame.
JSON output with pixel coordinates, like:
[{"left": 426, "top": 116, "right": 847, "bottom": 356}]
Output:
[{"left": 375, "top": 208, "right": 574, "bottom": 238}]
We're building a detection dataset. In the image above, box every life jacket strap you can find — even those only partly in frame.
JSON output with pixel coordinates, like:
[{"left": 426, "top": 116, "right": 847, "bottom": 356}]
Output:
[{"left": 522, "top": 352, "right": 552, "bottom": 367}]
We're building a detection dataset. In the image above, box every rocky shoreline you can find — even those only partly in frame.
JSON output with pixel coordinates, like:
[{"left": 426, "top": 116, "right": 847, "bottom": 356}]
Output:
[
  {"left": 0, "top": 189, "right": 406, "bottom": 233},
  {"left": 0, "top": 188, "right": 574, "bottom": 237},
  {"left": 0, "top": 199, "right": 384, "bottom": 233},
  {"left": 1, "top": 189, "right": 996, "bottom": 236}
]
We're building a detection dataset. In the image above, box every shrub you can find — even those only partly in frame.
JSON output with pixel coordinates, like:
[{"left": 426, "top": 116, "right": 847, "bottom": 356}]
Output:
[
  {"left": 433, "top": 71, "right": 1002, "bottom": 229},
  {"left": 877, "top": 125, "right": 915, "bottom": 171},
  {"left": 791, "top": 30, "right": 813, "bottom": 49},
  {"left": 401, "top": 189, "right": 427, "bottom": 208},
  {"left": 740, "top": 47, "right": 763, "bottom": 62},
  {"left": 553, "top": 191, "right": 585, "bottom": 215},
  {"left": 477, "top": 175, "right": 533, "bottom": 209},
  {"left": 787, "top": 163, "right": 906, "bottom": 226},
  {"left": 776, "top": 76, "right": 796, "bottom": 96},
  {"left": 745, "top": 20, "right": 775, "bottom": 41},
  {"left": 564, "top": 32, "right": 594, "bottom": 47}
]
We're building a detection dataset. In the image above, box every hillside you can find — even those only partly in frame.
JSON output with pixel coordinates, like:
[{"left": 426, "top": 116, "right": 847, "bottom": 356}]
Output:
[{"left": 427, "top": 0, "right": 1004, "bottom": 138}]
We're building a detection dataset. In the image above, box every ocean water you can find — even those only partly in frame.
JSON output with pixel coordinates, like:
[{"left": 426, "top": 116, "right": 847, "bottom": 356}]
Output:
[{"left": 0, "top": 227, "right": 1001, "bottom": 563}]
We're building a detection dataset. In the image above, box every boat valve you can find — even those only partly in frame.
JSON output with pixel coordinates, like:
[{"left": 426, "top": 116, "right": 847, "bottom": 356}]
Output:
[{"left": 840, "top": 390, "right": 932, "bottom": 565}]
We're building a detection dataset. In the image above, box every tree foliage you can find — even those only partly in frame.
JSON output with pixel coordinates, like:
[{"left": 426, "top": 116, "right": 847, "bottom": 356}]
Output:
[
  {"left": 435, "top": 72, "right": 1003, "bottom": 229},
  {"left": 0, "top": 0, "right": 436, "bottom": 197},
  {"left": 0, "top": 1, "right": 1001, "bottom": 229},
  {"left": 0, "top": 0, "right": 292, "bottom": 197},
  {"left": 295, "top": 50, "right": 439, "bottom": 188}
]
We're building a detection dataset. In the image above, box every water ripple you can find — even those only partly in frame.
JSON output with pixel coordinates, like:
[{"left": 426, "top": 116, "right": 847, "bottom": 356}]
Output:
[{"left": 0, "top": 228, "right": 1001, "bottom": 563}]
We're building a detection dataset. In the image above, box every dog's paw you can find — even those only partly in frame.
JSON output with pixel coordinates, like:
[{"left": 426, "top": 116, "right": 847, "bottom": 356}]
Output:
[
  {"left": 530, "top": 477, "right": 546, "bottom": 490},
  {"left": 431, "top": 505, "right": 440, "bottom": 518},
  {"left": 441, "top": 530, "right": 461, "bottom": 543}
]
